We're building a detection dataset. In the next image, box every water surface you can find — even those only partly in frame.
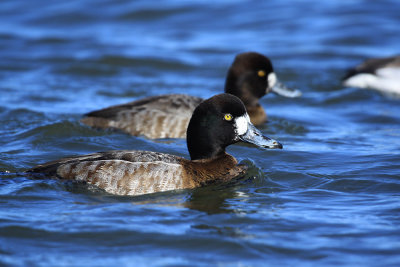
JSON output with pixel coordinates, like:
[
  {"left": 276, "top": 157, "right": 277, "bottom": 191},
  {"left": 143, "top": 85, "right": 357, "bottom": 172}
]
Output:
[{"left": 1, "top": 0, "right": 400, "bottom": 266}]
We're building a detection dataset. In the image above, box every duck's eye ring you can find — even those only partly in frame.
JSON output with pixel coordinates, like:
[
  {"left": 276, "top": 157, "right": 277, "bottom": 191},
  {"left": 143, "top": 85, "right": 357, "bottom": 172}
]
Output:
[
  {"left": 258, "top": 70, "right": 266, "bottom": 77},
  {"left": 224, "top": 113, "right": 233, "bottom": 121}
]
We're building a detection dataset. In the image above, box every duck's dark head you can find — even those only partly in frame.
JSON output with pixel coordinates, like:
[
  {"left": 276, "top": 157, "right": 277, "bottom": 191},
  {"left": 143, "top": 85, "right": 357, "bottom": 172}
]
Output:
[
  {"left": 187, "top": 93, "right": 282, "bottom": 160},
  {"left": 224, "top": 52, "right": 301, "bottom": 106}
]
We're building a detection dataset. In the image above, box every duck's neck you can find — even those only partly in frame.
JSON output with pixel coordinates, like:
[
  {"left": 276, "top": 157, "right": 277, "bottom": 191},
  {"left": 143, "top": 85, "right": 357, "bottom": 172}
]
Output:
[
  {"left": 224, "top": 75, "right": 261, "bottom": 108},
  {"left": 188, "top": 142, "right": 226, "bottom": 161},
  {"left": 187, "top": 152, "right": 243, "bottom": 185},
  {"left": 246, "top": 104, "right": 267, "bottom": 125}
]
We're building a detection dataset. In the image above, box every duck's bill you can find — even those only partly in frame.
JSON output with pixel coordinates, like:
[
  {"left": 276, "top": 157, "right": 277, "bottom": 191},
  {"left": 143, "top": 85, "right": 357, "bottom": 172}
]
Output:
[
  {"left": 239, "top": 123, "right": 283, "bottom": 149},
  {"left": 269, "top": 80, "right": 302, "bottom": 98}
]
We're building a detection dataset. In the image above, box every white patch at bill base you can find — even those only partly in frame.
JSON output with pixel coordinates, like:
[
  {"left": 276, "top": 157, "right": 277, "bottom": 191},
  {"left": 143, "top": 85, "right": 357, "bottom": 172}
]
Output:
[
  {"left": 234, "top": 114, "right": 250, "bottom": 135},
  {"left": 268, "top": 72, "right": 277, "bottom": 88}
]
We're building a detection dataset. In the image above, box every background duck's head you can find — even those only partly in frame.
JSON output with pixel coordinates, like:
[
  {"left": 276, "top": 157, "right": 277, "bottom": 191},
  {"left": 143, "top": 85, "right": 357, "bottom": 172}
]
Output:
[{"left": 225, "top": 52, "right": 301, "bottom": 106}]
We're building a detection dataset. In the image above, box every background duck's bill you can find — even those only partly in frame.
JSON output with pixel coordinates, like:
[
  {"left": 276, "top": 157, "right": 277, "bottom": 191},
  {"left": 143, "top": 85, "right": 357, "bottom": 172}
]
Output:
[{"left": 270, "top": 80, "right": 302, "bottom": 98}]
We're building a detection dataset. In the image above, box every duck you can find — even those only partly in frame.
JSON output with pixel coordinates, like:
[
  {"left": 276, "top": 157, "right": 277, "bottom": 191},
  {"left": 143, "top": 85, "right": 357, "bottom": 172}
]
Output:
[
  {"left": 27, "top": 94, "right": 283, "bottom": 197},
  {"left": 342, "top": 55, "right": 400, "bottom": 95},
  {"left": 81, "top": 52, "right": 301, "bottom": 139}
]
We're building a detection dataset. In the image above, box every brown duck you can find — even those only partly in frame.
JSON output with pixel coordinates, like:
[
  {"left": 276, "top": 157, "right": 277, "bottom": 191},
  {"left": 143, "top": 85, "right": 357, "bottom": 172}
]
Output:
[
  {"left": 81, "top": 52, "right": 301, "bottom": 139},
  {"left": 28, "top": 94, "right": 283, "bottom": 196}
]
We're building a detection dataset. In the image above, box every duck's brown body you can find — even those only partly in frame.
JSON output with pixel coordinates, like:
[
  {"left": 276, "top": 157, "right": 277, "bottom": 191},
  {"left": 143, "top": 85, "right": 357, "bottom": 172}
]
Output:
[
  {"left": 81, "top": 94, "right": 203, "bottom": 139},
  {"left": 81, "top": 52, "right": 298, "bottom": 139},
  {"left": 28, "top": 150, "right": 246, "bottom": 196},
  {"left": 29, "top": 94, "right": 282, "bottom": 197}
]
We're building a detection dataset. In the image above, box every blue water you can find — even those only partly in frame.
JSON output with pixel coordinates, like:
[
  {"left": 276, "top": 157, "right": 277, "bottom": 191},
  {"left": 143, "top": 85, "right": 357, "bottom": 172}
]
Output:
[{"left": 1, "top": 0, "right": 400, "bottom": 266}]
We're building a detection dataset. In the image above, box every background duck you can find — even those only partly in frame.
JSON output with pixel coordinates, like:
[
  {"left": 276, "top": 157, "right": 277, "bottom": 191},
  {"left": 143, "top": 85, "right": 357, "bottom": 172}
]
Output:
[
  {"left": 81, "top": 52, "right": 301, "bottom": 139},
  {"left": 342, "top": 55, "right": 400, "bottom": 95},
  {"left": 28, "top": 94, "right": 282, "bottom": 196}
]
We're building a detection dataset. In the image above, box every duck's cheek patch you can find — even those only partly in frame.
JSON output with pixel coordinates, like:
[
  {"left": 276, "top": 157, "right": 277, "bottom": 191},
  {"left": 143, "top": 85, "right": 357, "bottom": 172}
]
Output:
[
  {"left": 268, "top": 72, "right": 277, "bottom": 88},
  {"left": 234, "top": 116, "right": 248, "bottom": 135}
]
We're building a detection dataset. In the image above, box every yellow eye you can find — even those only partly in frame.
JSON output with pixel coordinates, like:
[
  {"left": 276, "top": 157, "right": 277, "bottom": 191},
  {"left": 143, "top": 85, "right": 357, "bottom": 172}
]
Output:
[
  {"left": 224, "top": 113, "right": 233, "bottom": 121},
  {"left": 258, "top": 70, "right": 266, "bottom": 77}
]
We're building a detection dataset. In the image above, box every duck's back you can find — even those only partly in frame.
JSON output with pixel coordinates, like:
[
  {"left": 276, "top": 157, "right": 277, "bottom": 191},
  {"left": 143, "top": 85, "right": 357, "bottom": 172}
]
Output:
[
  {"left": 81, "top": 94, "right": 203, "bottom": 139},
  {"left": 28, "top": 150, "right": 194, "bottom": 196},
  {"left": 357, "top": 56, "right": 400, "bottom": 73}
]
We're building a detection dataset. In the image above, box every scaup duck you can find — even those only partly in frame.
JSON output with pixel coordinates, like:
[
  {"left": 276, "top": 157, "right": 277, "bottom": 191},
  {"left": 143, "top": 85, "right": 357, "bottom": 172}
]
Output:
[
  {"left": 81, "top": 52, "right": 301, "bottom": 139},
  {"left": 342, "top": 55, "right": 400, "bottom": 95},
  {"left": 28, "top": 94, "right": 282, "bottom": 196}
]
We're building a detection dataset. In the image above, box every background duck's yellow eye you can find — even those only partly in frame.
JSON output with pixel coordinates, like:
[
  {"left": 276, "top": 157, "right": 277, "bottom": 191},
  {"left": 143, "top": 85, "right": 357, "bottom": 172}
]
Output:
[
  {"left": 258, "top": 70, "right": 266, "bottom": 77},
  {"left": 224, "top": 113, "right": 233, "bottom": 121}
]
